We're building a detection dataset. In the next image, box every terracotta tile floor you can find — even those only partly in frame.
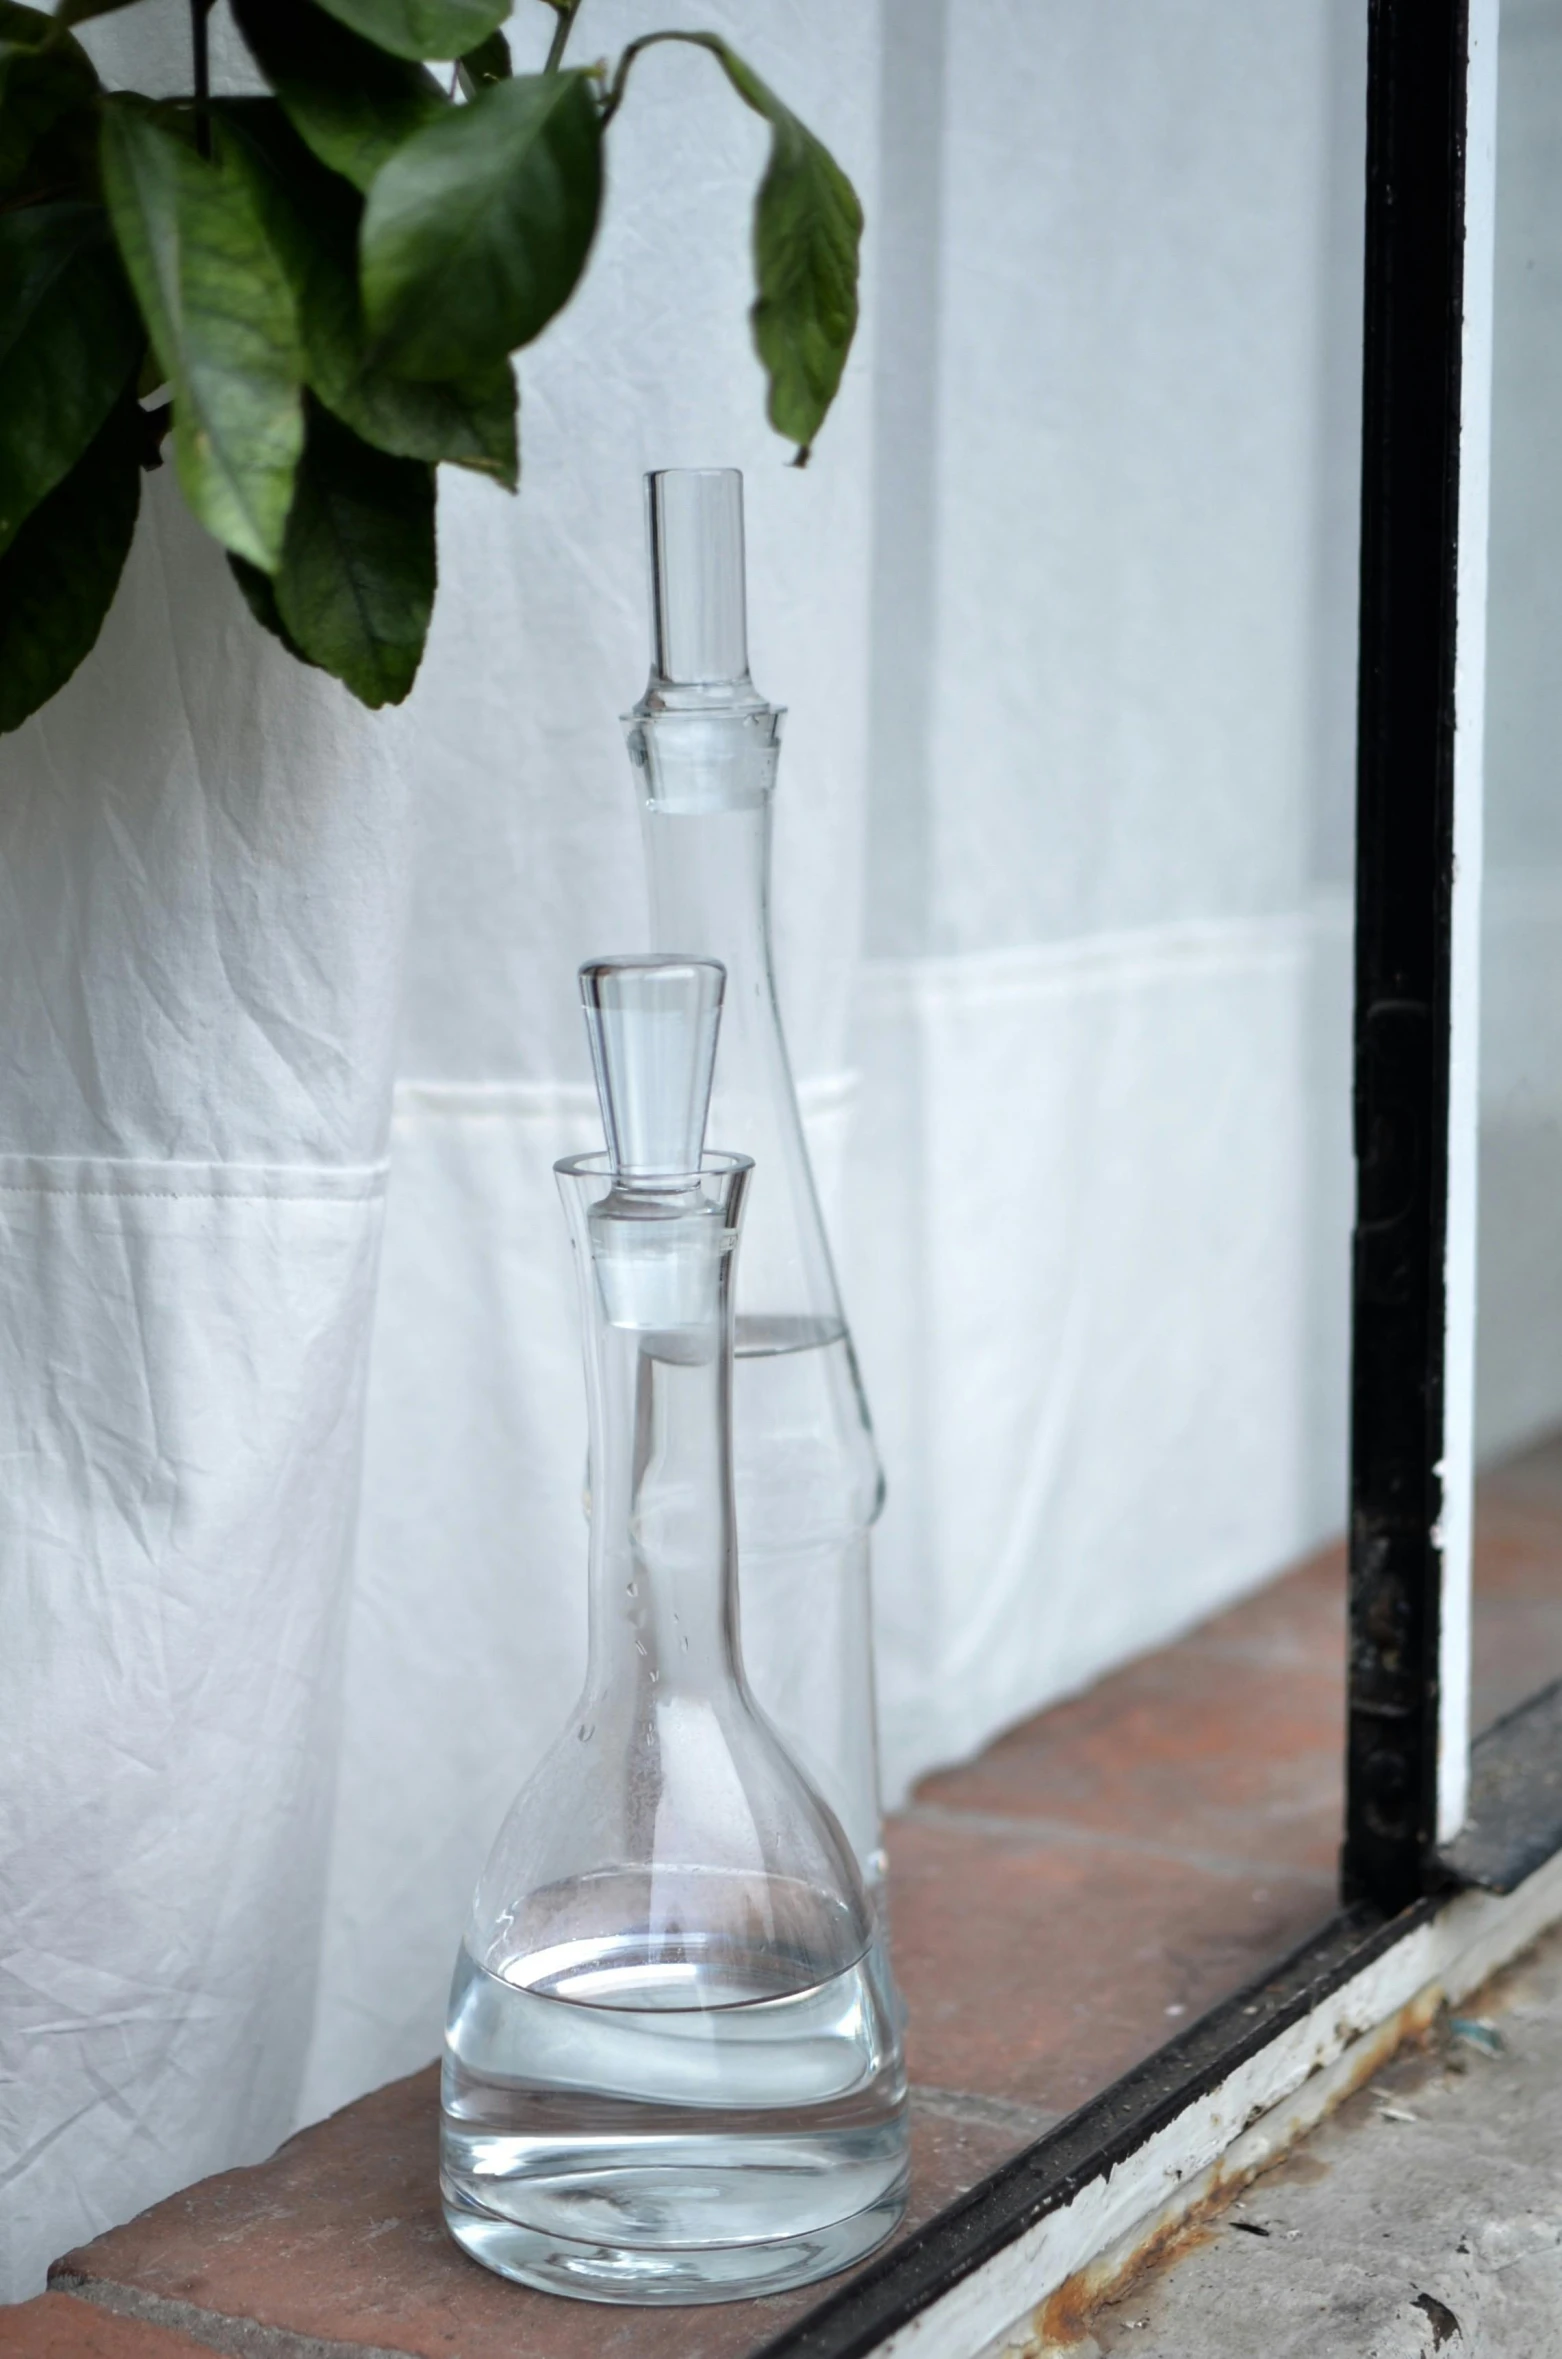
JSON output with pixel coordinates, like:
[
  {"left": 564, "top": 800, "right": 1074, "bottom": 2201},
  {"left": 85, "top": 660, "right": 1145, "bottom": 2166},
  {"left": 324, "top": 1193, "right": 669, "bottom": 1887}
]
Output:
[{"left": 27, "top": 1436, "right": 1562, "bottom": 2359}]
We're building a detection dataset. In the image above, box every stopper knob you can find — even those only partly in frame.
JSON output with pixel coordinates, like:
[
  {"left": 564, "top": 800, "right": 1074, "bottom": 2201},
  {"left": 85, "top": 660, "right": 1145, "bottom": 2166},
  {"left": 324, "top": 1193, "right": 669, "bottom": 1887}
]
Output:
[{"left": 580, "top": 956, "right": 725, "bottom": 1185}]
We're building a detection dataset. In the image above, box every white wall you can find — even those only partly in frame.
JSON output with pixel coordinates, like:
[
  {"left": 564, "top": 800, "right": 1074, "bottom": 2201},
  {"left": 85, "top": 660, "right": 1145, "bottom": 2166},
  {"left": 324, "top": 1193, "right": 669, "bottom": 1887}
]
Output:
[{"left": 1476, "top": 0, "right": 1562, "bottom": 1461}]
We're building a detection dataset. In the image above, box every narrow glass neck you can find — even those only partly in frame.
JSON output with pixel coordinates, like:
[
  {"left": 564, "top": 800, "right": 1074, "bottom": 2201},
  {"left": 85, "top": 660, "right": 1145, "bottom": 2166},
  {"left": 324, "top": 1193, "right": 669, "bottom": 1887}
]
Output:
[{"left": 558, "top": 1157, "right": 750, "bottom": 1702}]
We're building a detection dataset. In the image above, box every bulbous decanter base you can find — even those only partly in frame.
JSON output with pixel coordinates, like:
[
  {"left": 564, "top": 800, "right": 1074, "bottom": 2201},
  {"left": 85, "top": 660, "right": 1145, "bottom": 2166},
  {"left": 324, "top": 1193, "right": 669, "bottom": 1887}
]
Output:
[{"left": 439, "top": 1928, "right": 909, "bottom": 2305}]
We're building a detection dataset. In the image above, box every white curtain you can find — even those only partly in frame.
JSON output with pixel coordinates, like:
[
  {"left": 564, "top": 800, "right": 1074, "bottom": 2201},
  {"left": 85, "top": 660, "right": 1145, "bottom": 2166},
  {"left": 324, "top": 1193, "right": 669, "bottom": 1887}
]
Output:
[{"left": 0, "top": 0, "right": 1366, "bottom": 2293}]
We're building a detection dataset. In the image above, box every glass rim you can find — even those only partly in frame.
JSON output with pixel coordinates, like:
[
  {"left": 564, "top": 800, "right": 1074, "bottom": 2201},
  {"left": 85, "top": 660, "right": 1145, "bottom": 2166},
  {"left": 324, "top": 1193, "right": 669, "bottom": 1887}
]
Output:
[{"left": 554, "top": 1148, "right": 754, "bottom": 1182}]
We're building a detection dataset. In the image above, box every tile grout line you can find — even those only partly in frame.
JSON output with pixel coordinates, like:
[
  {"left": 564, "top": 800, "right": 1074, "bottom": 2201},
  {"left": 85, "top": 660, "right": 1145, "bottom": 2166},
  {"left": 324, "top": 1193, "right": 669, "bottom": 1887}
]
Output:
[
  {"left": 56, "top": 2277, "right": 418, "bottom": 2359},
  {"left": 899, "top": 1801, "right": 1338, "bottom": 1888}
]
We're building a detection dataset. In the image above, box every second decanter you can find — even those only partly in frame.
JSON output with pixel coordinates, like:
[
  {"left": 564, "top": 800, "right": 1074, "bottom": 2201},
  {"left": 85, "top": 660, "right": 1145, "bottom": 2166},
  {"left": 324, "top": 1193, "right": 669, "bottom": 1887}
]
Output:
[
  {"left": 623, "top": 468, "right": 888, "bottom": 1895},
  {"left": 440, "top": 958, "right": 907, "bottom": 2305}
]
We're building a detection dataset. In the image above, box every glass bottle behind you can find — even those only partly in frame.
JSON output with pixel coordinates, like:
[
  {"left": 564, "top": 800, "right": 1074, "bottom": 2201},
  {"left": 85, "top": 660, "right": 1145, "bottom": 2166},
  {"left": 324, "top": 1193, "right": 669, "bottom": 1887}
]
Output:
[
  {"left": 441, "top": 958, "right": 907, "bottom": 2305},
  {"left": 623, "top": 469, "right": 889, "bottom": 1897}
]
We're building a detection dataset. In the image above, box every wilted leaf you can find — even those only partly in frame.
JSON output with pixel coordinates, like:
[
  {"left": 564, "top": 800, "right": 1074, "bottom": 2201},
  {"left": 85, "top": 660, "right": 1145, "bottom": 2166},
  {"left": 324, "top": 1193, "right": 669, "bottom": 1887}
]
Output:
[
  {"left": 700, "top": 42, "right": 860, "bottom": 458},
  {"left": 610, "top": 33, "right": 861, "bottom": 458},
  {"left": 100, "top": 99, "right": 303, "bottom": 570},
  {"left": 312, "top": 0, "right": 510, "bottom": 62},
  {"left": 0, "top": 392, "right": 140, "bottom": 734},
  {"left": 0, "top": 6, "right": 97, "bottom": 195},
  {"left": 273, "top": 399, "right": 435, "bottom": 705},
  {"left": 224, "top": 100, "right": 517, "bottom": 484},
  {"left": 362, "top": 69, "right": 601, "bottom": 380},
  {"left": 230, "top": 0, "right": 446, "bottom": 196},
  {"left": 0, "top": 201, "right": 142, "bottom": 553}
]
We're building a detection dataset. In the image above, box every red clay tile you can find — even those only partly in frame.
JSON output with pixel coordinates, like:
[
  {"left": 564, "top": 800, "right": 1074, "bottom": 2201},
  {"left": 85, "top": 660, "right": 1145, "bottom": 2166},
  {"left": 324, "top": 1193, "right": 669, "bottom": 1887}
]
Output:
[
  {"left": 916, "top": 1558, "right": 1345, "bottom": 1879},
  {"left": 53, "top": 2067, "right": 1020, "bottom": 2359},
  {"left": 0, "top": 2294, "right": 211, "bottom": 2357},
  {"left": 887, "top": 1817, "right": 1332, "bottom": 2118}
]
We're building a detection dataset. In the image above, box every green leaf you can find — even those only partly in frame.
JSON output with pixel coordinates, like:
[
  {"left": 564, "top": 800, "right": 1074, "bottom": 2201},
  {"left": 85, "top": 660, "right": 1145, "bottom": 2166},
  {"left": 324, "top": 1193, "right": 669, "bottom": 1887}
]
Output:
[
  {"left": 362, "top": 69, "right": 601, "bottom": 380},
  {"left": 230, "top": 0, "right": 447, "bottom": 196},
  {"left": 0, "top": 201, "right": 142, "bottom": 554},
  {"left": 311, "top": 0, "right": 509, "bottom": 63},
  {"left": 100, "top": 99, "right": 303, "bottom": 571},
  {"left": 55, "top": 0, "right": 150, "bottom": 21},
  {"left": 228, "top": 551, "right": 318, "bottom": 667},
  {"left": 0, "top": 8, "right": 97, "bottom": 196},
  {"left": 455, "top": 26, "right": 509, "bottom": 99},
  {"left": 609, "top": 34, "right": 861, "bottom": 459},
  {"left": 0, "top": 391, "right": 140, "bottom": 734},
  {"left": 223, "top": 100, "right": 517, "bottom": 485},
  {"left": 698, "top": 43, "right": 861, "bottom": 459},
  {"left": 272, "top": 400, "right": 435, "bottom": 706}
]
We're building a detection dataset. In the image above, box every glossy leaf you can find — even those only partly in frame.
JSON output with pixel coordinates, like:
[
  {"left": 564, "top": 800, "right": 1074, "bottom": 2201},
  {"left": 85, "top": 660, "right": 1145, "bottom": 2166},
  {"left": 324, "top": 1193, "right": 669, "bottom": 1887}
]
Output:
[
  {"left": 0, "top": 393, "right": 140, "bottom": 734},
  {"left": 312, "top": 0, "right": 510, "bottom": 62},
  {"left": 272, "top": 400, "right": 435, "bottom": 706},
  {"left": 230, "top": 0, "right": 446, "bottom": 196},
  {"left": 0, "top": 6, "right": 97, "bottom": 196},
  {"left": 101, "top": 100, "right": 303, "bottom": 570},
  {"left": 0, "top": 201, "right": 141, "bottom": 553},
  {"left": 225, "top": 101, "right": 517, "bottom": 485},
  {"left": 456, "top": 27, "right": 509, "bottom": 99},
  {"left": 362, "top": 69, "right": 601, "bottom": 380}
]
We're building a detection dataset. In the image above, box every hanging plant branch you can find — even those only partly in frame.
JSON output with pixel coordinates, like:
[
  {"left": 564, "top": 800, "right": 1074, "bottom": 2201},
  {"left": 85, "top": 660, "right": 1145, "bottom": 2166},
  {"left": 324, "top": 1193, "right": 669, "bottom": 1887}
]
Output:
[{"left": 0, "top": 0, "right": 863, "bottom": 730}]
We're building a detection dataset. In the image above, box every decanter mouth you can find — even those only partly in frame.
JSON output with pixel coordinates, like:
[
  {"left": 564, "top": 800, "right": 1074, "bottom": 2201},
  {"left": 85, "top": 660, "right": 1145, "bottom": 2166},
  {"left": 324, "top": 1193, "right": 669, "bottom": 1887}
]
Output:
[{"left": 554, "top": 1149, "right": 754, "bottom": 1185}]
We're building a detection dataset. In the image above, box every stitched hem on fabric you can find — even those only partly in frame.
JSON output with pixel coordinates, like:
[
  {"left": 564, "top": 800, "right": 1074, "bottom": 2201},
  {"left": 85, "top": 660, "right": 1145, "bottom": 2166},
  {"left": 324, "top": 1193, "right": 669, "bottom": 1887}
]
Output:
[
  {"left": 393, "top": 1072, "right": 860, "bottom": 1119},
  {"left": 0, "top": 1153, "right": 389, "bottom": 1203}
]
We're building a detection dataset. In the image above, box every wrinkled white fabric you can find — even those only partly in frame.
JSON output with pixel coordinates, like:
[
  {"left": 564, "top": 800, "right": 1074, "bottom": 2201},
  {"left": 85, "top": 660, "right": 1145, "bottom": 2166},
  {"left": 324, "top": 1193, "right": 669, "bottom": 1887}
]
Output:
[{"left": 0, "top": 477, "right": 411, "bottom": 2291}]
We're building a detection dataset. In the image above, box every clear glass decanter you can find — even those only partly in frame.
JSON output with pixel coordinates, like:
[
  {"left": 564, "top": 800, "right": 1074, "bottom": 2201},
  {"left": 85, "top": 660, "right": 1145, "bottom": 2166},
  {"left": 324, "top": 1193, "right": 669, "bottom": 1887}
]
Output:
[
  {"left": 440, "top": 956, "right": 908, "bottom": 2306},
  {"left": 623, "top": 469, "right": 889, "bottom": 1897}
]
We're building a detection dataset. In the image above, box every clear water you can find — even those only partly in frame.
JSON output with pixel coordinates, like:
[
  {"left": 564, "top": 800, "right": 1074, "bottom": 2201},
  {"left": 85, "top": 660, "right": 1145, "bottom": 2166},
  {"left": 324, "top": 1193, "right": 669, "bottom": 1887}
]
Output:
[
  {"left": 731, "top": 1319, "right": 887, "bottom": 1889},
  {"left": 440, "top": 1931, "right": 908, "bottom": 2303}
]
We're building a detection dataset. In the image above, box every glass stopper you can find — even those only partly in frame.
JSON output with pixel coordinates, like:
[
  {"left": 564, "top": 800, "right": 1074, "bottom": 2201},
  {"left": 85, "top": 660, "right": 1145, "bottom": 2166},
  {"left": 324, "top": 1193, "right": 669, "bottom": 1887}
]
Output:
[
  {"left": 580, "top": 955, "right": 724, "bottom": 1185},
  {"left": 646, "top": 469, "right": 750, "bottom": 689}
]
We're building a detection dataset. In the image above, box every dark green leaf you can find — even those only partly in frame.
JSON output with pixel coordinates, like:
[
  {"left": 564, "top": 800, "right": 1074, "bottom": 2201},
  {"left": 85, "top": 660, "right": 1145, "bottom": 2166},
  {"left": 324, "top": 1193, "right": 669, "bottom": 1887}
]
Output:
[
  {"left": 702, "top": 42, "right": 861, "bottom": 459},
  {"left": 230, "top": 0, "right": 446, "bottom": 196},
  {"left": 273, "top": 400, "right": 434, "bottom": 705},
  {"left": 228, "top": 551, "right": 318, "bottom": 666},
  {"left": 456, "top": 27, "right": 509, "bottom": 98},
  {"left": 223, "top": 100, "right": 517, "bottom": 484},
  {"left": 0, "top": 8, "right": 97, "bottom": 195},
  {"left": 0, "top": 391, "right": 140, "bottom": 734},
  {"left": 100, "top": 99, "right": 303, "bottom": 570},
  {"left": 55, "top": 0, "right": 149, "bottom": 21},
  {"left": 0, "top": 201, "right": 141, "bottom": 553},
  {"left": 311, "top": 0, "right": 509, "bottom": 63},
  {"left": 362, "top": 69, "right": 601, "bottom": 380}
]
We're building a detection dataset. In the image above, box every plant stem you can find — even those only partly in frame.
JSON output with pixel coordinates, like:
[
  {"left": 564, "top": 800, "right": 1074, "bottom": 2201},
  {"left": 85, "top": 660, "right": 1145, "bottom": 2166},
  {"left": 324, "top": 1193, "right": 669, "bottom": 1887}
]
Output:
[
  {"left": 544, "top": 0, "right": 583, "bottom": 73},
  {"left": 191, "top": 0, "right": 213, "bottom": 158}
]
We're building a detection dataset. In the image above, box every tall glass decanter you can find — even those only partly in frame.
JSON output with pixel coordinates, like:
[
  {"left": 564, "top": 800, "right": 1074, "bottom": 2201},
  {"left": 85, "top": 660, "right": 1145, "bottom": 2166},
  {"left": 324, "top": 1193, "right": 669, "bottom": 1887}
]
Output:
[
  {"left": 440, "top": 957, "right": 908, "bottom": 2306},
  {"left": 624, "top": 469, "right": 888, "bottom": 1896}
]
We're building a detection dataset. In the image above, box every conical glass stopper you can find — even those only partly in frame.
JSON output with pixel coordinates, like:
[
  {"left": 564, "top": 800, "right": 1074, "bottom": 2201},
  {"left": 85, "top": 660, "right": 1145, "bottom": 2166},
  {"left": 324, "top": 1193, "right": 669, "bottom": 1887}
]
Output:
[
  {"left": 581, "top": 954, "right": 722, "bottom": 1184},
  {"left": 439, "top": 957, "right": 908, "bottom": 2305}
]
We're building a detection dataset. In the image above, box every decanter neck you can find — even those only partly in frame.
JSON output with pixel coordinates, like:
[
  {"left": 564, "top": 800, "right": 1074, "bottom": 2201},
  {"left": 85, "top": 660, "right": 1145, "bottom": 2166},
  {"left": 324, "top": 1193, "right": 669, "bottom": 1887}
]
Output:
[{"left": 558, "top": 1157, "right": 752, "bottom": 1706}]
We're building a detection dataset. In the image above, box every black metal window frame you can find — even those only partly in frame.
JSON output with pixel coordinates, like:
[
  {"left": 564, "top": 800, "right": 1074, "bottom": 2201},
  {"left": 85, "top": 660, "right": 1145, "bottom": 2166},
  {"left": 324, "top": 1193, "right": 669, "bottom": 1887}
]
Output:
[{"left": 745, "top": 6, "right": 1562, "bottom": 2353}]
